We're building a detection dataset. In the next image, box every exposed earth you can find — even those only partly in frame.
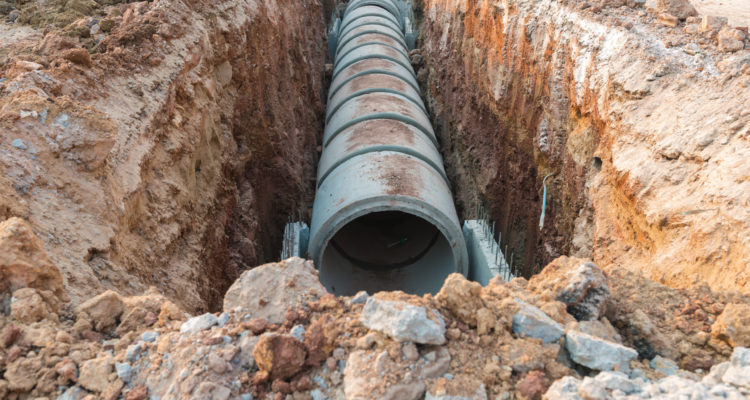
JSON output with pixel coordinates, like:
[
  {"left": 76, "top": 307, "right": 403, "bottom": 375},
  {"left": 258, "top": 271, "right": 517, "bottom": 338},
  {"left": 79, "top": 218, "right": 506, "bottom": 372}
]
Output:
[{"left": 1, "top": 0, "right": 749, "bottom": 398}]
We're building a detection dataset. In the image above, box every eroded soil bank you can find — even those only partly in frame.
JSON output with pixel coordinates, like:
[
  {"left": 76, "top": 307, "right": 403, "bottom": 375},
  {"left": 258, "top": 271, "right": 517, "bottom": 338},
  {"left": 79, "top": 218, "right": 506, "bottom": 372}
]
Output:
[
  {"left": 1, "top": 0, "right": 328, "bottom": 312},
  {"left": 417, "top": 0, "right": 750, "bottom": 294}
]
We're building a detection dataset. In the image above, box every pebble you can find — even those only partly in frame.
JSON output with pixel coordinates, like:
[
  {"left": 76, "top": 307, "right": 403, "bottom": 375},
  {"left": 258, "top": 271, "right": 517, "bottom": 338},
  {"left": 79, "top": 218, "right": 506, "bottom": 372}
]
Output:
[
  {"left": 351, "top": 291, "right": 369, "bottom": 304},
  {"left": 126, "top": 343, "right": 143, "bottom": 362},
  {"left": 650, "top": 355, "right": 679, "bottom": 376},
  {"left": 141, "top": 331, "right": 159, "bottom": 342},
  {"left": 180, "top": 313, "right": 218, "bottom": 333},
  {"left": 11, "top": 139, "right": 27, "bottom": 150},
  {"left": 290, "top": 324, "right": 306, "bottom": 342},
  {"left": 217, "top": 312, "right": 230, "bottom": 327},
  {"left": 116, "top": 362, "right": 133, "bottom": 383}
]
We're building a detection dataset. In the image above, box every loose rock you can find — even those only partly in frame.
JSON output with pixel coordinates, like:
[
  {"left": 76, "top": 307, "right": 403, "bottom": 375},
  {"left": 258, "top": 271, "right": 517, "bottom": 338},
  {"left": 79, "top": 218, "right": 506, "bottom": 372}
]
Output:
[
  {"left": 512, "top": 300, "right": 564, "bottom": 343},
  {"left": 564, "top": 330, "right": 637, "bottom": 373},
  {"left": 360, "top": 297, "right": 446, "bottom": 345},
  {"left": 252, "top": 332, "right": 307, "bottom": 379}
]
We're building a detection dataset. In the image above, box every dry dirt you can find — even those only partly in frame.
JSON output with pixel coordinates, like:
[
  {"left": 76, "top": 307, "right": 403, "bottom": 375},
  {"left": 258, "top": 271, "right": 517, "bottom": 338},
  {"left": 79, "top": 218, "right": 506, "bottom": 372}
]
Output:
[{"left": 1, "top": 0, "right": 750, "bottom": 398}]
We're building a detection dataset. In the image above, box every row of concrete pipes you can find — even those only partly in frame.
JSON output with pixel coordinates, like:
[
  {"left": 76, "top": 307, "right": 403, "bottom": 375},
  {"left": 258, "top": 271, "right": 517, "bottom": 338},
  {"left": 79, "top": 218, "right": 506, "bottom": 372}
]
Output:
[{"left": 308, "top": 0, "right": 469, "bottom": 295}]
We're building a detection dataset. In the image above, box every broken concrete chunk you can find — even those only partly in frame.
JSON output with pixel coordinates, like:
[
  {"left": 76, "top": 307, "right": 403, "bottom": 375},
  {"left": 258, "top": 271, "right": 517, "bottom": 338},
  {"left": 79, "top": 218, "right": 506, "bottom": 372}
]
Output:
[
  {"left": 360, "top": 297, "right": 445, "bottom": 345},
  {"left": 565, "top": 330, "right": 637, "bottom": 373},
  {"left": 512, "top": 300, "right": 564, "bottom": 343},
  {"left": 543, "top": 376, "right": 581, "bottom": 400},
  {"left": 650, "top": 355, "right": 679, "bottom": 376},
  {"left": 180, "top": 313, "right": 218, "bottom": 333}
]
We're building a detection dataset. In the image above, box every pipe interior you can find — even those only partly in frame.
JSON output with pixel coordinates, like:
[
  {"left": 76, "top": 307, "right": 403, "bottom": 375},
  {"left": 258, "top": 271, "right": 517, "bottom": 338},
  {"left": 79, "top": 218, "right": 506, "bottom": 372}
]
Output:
[{"left": 319, "top": 211, "right": 456, "bottom": 295}]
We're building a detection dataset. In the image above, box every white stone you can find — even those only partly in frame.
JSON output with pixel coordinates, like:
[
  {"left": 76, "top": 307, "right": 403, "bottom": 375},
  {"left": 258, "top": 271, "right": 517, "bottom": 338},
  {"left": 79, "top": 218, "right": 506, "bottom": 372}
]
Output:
[
  {"left": 565, "top": 330, "right": 637, "bottom": 373},
  {"left": 180, "top": 313, "right": 218, "bottom": 333},
  {"left": 594, "top": 371, "right": 639, "bottom": 394},
  {"left": 543, "top": 376, "right": 582, "bottom": 400},
  {"left": 360, "top": 297, "right": 445, "bottom": 345},
  {"left": 512, "top": 300, "right": 564, "bottom": 343}
]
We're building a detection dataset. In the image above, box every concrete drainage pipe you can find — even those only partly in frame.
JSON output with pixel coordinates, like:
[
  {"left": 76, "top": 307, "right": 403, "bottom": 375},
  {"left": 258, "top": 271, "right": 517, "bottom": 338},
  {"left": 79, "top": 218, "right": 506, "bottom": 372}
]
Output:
[{"left": 309, "top": 0, "right": 468, "bottom": 296}]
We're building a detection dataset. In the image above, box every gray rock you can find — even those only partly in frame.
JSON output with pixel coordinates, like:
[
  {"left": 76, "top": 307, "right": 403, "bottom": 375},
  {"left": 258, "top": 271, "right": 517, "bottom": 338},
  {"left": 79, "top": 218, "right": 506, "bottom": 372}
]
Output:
[
  {"left": 11, "top": 139, "right": 27, "bottom": 150},
  {"left": 310, "top": 389, "right": 325, "bottom": 400},
  {"left": 126, "top": 343, "right": 142, "bottom": 362},
  {"left": 352, "top": 291, "right": 369, "bottom": 304},
  {"left": 57, "top": 386, "right": 87, "bottom": 400},
  {"left": 556, "top": 262, "right": 609, "bottom": 321},
  {"left": 239, "top": 335, "right": 259, "bottom": 369},
  {"left": 543, "top": 376, "right": 582, "bottom": 400},
  {"left": 115, "top": 362, "right": 132, "bottom": 383},
  {"left": 594, "top": 371, "right": 639, "bottom": 394},
  {"left": 702, "top": 361, "right": 730, "bottom": 385},
  {"left": 290, "top": 324, "right": 306, "bottom": 342},
  {"left": 731, "top": 347, "right": 750, "bottom": 367},
  {"left": 578, "top": 377, "right": 608, "bottom": 400},
  {"left": 360, "top": 297, "right": 445, "bottom": 345},
  {"left": 217, "top": 312, "right": 230, "bottom": 327},
  {"left": 141, "top": 331, "right": 159, "bottom": 342},
  {"left": 722, "top": 364, "right": 750, "bottom": 389},
  {"left": 565, "top": 330, "right": 637, "bottom": 373},
  {"left": 650, "top": 355, "right": 679, "bottom": 376},
  {"left": 512, "top": 300, "right": 564, "bottom": 343},
  {"left": 180, "top": 313, "right": 218, "bottom": 333}
]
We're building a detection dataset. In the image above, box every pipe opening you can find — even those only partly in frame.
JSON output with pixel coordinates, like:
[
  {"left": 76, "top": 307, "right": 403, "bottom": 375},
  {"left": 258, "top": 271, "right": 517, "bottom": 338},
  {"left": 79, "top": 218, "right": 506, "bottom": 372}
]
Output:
[{"left": 319, "top": 210, "right": 456, "bottom": 296}]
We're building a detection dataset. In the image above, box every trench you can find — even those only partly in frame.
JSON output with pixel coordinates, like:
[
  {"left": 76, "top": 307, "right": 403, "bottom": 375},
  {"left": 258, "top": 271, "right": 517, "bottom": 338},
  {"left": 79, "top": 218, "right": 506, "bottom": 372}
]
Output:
[{"left": 193, "top": 0, "right": 595, "bottom": 308}]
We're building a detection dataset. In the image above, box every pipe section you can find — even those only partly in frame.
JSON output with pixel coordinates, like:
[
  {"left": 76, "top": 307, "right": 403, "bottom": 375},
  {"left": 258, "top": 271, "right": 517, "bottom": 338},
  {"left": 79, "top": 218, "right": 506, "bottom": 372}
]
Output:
[{"left": 309, "top": 0, "right": 468, "bottom": 295}]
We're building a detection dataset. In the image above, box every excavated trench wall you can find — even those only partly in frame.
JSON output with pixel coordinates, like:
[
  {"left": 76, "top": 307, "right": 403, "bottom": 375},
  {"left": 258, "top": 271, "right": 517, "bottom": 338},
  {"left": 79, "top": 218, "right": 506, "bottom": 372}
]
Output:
[
  {"left": 416, "top": 0, "right": 750, "bottom": 293},
  {"left": 0, "top": 0, "right": 331, "bottom": 312}
]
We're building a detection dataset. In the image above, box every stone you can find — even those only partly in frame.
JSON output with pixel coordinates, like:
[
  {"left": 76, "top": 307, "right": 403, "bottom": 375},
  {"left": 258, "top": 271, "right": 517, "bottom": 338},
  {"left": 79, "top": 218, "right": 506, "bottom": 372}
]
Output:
[
  {"left": 594, "top": 371, "right": 638, "bottom": 394},
  {"left": 140, "top": 331, "right": 158, "bottom": 342},
  {"left": 240, "top": 335, "right": 260, "bottom": 369},
  {"left": 223, "top": 257, "right": 327, "bottom": 324},
  {"left": 731, "top": 347, "right": 750, "bottom": 367},
  {"left": 5, "top": 356, "right": 42, "bottom": 391},
  {"left": 700, "top": 15, "right": 728, "bottom": 33},
  {"left": 55, "top": 358, "right": 78, "bottom": 384},
  {"left": 58, "top": 386, "right": 88, "bottom": 400},
  {"left": 217, "top": 312, "right": 229, "bottom": 327},
  {"left": 567, "top": 319, "right": 621, "bottom": 343},
  {"left": 344, "top": 349, "right": 436, "bottom": 400},
  {"left": 657, "top": 13, "right": 679, "bottom": 28},
  {"left": 61, "top": 48, "right": 93, "bottom": 67},
  {"left": 0, "top": 217, "right": 67, "bottom": 301},
  {"left": 116, "top": 362, "right": 132, "bottom": 383},
  {"left": 436, "top": 273, "right": 484, "bottom": 326},
  {"left": 528, "top": 258, "right": 609, "bottom": 321},
  {"left": 101, "top": 379, "right": 124, "bottom": 400},
  {"left": 11, "top": 138, "right": 27, "bottom": 149},
  {"left": 75, "top": 290, "right": 124, "bottom": 331},
  {"left": 193, "top": 382, "right": 231, "bottom": 400},
  {"left": 426, "top": 378, "right": 487, "bottom": 400},
  {"left": 1, "top": 324, "right": 21, "bottom": 348},
  {"left": 360, "top": 297, "right": 445, "bottom": 345},
  {"left": 712, "top": 303, "right": 750, "bottom": 347},
  {"left": 352, "top": 291, "right": 369, "bottom": 304},
  {"left": 651, "top": 355, "right": 679, "bottom": 376},
  {"left": 717, "top": 28, "right": 746, "bottom": 53},
  {"left": 116, "top": 307, "right": 149, "bottom": 335},
  {"left": 125, "top": 385, "right": 147, "bottom": 400},
  {"left": 543, "top": 376, "right": 581, "bottom": 400},
  {"left": 79, "top": 356, "right": 114, "bottom": 392},
  {"left": 565, "top": 330, "right": 637, "bottom": 373},
  {"left": 512, "top": 300, "right": 564, "bottom": 343},
  {"left": 208, "top": 352, "right": 231, "bottom": 374},
  {"left": 180, "top": 313, "right": 218, "bottom": 333},
  {"left": 577, "top": 377, "right": 608, "bottom": 400},
  {"left": 290, "top": 324, "right": 306, "bottom": 342},
  {"left": 656, "top": 0, "right": 697, "bottom": 20},
  {"left": 476, "top": 308, "right": 495, "bottom": 335},
  {"left": 721, "top": 347, "right": 750, "bottom": 389},
  {"left": 516, "top": 370, "right": 548, "bottom": 400},
  {"left": 253, "top": 333, "right": 307, "bottom": 379},
  {"left": 10, "top": 288, "right": 49, "bottom": 323}
]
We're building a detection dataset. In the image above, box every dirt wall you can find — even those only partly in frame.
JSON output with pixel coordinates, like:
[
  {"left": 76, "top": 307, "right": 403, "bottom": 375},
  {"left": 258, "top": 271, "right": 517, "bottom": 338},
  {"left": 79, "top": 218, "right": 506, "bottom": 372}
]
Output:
[
  {"left": 419, "top": 0, "right": 750, "bottom": 294},
  {"left": 0, "top": 0, "right": 327, "bottom": 311}
]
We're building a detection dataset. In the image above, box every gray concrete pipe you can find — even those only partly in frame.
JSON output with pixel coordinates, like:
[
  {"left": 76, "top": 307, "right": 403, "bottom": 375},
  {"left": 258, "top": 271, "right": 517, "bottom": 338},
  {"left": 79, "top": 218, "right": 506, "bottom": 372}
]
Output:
[{"left": 309, "top": 0, "right": 468, "bottom": 296}]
